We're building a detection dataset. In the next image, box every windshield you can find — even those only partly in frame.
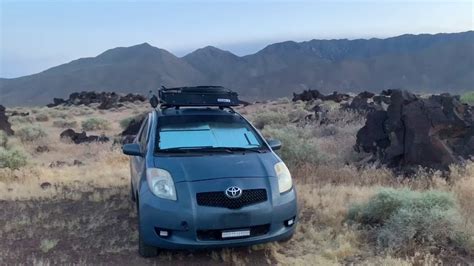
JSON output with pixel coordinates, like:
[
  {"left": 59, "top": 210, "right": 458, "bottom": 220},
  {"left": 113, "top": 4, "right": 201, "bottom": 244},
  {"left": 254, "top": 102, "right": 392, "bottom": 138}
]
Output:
[{"left": 156, "top": 114, "right": 264, "bottom": 152}]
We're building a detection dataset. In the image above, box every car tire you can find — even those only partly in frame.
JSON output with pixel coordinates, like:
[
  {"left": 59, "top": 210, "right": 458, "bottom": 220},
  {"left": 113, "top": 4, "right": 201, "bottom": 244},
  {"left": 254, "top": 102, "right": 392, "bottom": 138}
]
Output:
[
  {"left": 137, "top": 199, "right": 159, "bottom": 257},
  {"left": 130, "top": 181, "right": 136, "bottom": 202},
  {"left": 278, "top": 232, "right": 294, "bottom": 243},
  {"left": 138, "top": 232, "right": 158, "bottom": 257}
]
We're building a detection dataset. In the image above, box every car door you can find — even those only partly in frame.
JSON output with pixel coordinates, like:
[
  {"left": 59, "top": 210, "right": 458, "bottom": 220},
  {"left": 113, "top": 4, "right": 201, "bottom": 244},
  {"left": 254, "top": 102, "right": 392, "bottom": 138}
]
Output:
[{"left": 131, "top": 116, "right": 149, "bottom": 191}]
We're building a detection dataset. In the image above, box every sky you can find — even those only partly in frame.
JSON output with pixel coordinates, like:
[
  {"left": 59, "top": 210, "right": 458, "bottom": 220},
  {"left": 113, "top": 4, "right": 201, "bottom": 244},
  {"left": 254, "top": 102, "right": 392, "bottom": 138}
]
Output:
[{"left": 0, "top": 0, "right": 473, "bottom": 78}]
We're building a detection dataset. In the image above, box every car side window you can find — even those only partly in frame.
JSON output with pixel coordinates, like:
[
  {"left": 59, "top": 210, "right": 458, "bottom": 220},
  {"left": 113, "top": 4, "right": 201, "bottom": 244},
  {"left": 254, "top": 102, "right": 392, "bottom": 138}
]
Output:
[{"left": 138, "top": 117, "right": 149, "bottom": 151}]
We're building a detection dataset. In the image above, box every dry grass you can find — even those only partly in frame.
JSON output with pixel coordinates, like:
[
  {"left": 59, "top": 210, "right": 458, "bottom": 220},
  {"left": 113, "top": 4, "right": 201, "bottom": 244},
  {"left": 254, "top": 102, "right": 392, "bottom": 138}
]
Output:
[{"left": 1, "top": 100, "right": 473, "bottom": 265}]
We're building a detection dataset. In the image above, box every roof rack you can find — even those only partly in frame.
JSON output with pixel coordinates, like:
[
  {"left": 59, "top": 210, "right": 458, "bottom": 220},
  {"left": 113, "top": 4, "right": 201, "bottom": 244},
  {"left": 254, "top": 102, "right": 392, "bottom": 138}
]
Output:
[{"left": 158, "top": 86, "right": 240, "bottom": 109}]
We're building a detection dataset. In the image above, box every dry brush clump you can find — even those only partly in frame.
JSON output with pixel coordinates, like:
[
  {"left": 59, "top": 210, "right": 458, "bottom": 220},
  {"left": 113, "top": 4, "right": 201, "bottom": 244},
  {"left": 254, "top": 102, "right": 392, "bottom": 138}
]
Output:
[
  {"left": 15, "top": 126, "right": 47, "bottom": 143},
  {"left": 81, "top": 117, "right": 110, "bottom": 131},
  {"left": 52, "top": 119, "right": 78, "bottom": 128},
  {"left": 347, "top": 188, "right": 471, "bottom": 255},
  {"left": 0, "top": 147, "right": 28, "bottom": 169},
  {"left": 35, "top": 113, "right": 49, "bottom": 122}
]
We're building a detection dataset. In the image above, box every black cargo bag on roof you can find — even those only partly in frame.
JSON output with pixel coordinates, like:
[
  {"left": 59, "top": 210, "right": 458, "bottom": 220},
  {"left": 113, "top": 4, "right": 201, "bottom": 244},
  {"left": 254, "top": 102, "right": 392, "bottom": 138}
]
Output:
[{"left": 158, "top": 86, "right": 240, "bottom": 107}]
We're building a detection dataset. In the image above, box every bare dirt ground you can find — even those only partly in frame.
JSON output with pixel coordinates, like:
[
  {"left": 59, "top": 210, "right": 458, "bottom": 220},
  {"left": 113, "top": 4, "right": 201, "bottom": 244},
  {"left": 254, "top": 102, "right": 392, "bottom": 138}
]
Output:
[
  {"left": 0, "top": 187, "right": 272, "bottom": 265},
  {"left": 1, "top": 100, "right": 473, "bottom": 265}
]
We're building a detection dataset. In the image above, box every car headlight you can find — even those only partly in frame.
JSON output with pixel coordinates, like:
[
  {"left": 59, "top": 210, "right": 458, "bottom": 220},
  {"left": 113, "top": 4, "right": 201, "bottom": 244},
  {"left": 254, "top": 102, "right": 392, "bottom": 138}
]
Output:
[
  {"left": 274, "top": 162, "right": 292, "bottom": 193},
  {"left": 146, "top": 168, "right": 177, "bottom": 201}
]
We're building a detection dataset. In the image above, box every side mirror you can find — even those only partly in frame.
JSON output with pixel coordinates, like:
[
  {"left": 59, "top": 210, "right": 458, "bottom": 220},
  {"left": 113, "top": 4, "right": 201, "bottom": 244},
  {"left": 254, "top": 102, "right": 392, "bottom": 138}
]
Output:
[
  {"left": 267, "top": 139, "right": 282, "bottom": 151},
  {"left": 122, "top": 143, "right": 143, "bottom": 156}
]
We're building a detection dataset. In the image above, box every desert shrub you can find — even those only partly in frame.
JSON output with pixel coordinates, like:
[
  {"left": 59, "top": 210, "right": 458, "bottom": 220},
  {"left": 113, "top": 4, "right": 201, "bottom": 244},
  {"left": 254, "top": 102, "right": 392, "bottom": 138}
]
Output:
[
  {"left": 71, "top": 107, "right": 95, "bottom": 116},
  {"left": 0, "top": 147, "right": 28, "bottom": 169},
  {"left": 48, "top": 109, "right": 72, "bottom": 119},
  {"left": 119, "top": 114, "right": 146, "bottom": 130},
  {"left": 52, "top": 119, "right": 78, "bottom": 128},
  {"left": 81, "top": 117, "right": 110, "bottom": 131},
  {"left": 35, "top": 113, "right": 49, "bottom": 122},
  {"left": 262, "top": 125, "right": 326, "bottom": 166},
  {"left": 277, "top": 97, "right": 291, "bottom": 104},
  {"left": 0, "top": 131, "right": 8, "bottom": 147},
  {"left": 16, "top": 126, "right": 47, "bottom": 142},
  {"left": 119, "top": 117, "right": 135, "bottom": 130},
  {"left": 251, "top": 111, "right": 289, "bottom": 129},
  {"left": 288, "top": 107, "right": 311, "bottom": 122},
  {"left": 461, "top": 91, "right": 474, "bottom": 105},
  {"left": 348, "top": 188, "right": 468, "bottom": 254},
  {"left": 9, "top": 116, "right": 34, "bottom": 124}
]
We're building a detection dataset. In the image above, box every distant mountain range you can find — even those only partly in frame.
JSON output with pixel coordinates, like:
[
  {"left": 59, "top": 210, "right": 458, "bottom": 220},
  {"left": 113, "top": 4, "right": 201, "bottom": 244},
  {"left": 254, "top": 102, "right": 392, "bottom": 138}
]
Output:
[{"left": 1, "top": 31, "right": 473, "bottom": 106}]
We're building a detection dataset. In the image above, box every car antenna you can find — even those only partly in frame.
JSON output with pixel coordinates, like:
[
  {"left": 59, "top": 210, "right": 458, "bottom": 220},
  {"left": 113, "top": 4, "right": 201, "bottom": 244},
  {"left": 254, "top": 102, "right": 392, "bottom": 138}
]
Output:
[{"left": 149, "top": 90, "right": 159, "bottom": 109}]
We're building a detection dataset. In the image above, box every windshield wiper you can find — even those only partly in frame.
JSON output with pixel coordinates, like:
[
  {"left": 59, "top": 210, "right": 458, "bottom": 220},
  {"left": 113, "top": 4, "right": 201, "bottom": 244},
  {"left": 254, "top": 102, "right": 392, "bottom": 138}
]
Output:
[
  {"left": 158, "top": 146, "right": 233, "bottom": 153},
  {"left": 225, "top": 147, "right": 265, "bottom": 153},
  {"left": 157, "top": 146, "right": 264, "bottom": 153}
]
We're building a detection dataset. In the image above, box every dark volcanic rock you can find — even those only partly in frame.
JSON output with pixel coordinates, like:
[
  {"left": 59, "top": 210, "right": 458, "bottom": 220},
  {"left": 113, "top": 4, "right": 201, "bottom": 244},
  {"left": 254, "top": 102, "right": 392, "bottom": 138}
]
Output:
[
  {"left": 60, "top": 129, "right": 109, "bottom": 144},
  {"left": 356, "top": 90, "right": 474, "bottom": 170},
  {"left": 40, "top": 182, "right": 52, "bottom": 189},
  {"left": 323, "top": 91, "right": 351, "bottom": 103},
  {"left": 0, "top": 105, "right": 14, "bottom": 135},
  {"left": 49, "top": 161, "right": 68, "bottom": 168},
  {"left": 47, "top": 91, "right": 146, "bottom": 109},
  {"left": 36, "top": 145, "right": 49, "bottom": 153},
  {"left": 346, "top": 96, "right": 380, "bottom": 112},
  {"left": 118, "top": 93, "right": 146, "bottom": 103},
  {"left": 345, "top": 90, "right": 392, "bottom": 112},
  {"left": 49, "top": 160, "right": 84, "bottom": 168},
  {"left": 292, "top": 90, "right": 324, "bottom": 102},
  {"left": 357, "top": 91, "right": 375, "bottom": 99},
  {"left": 73, "top": 160, "right": 84, "bottom": 166},
  {"left": 292, "top": 89, "right": 351, "bottom": 103},
  {"left": 355, "top": 110, "right": 390, "bottom": 153},
  {"left": 6, "top": 110, "right": 29, "bottom": 116}
]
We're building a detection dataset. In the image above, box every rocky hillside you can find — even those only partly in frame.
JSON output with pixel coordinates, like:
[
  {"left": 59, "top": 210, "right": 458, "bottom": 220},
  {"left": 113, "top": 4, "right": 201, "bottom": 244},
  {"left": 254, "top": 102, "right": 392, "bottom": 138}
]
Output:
[{"left": 1, "top": 31, "right": 473, "bottom": 106}]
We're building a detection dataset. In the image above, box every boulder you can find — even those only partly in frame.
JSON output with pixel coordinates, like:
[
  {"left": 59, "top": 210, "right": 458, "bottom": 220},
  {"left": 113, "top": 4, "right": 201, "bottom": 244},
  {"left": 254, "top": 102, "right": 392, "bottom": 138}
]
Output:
[
  {"left": 357, "top": 91, "right": 375, "bottom": 99},
  {"left": 47, "top": 91, "right": 146, "bottom": 109},
  {"left": 0, "top": 105, "right": 14, "bottom": 135},
  {"left": 40, "top": 182, "right": 52, "bottom": 190},
  {"left": 49, "top": 161, "right": 68, "bottom": 168},
  {"left": 345, "top": 96, "right": 380, "bottom": 112},
  {"left": 292, "top": 89, "right": 324, "bottom": 102},
  {"left": 292, "top": 90, "right": 351, "bottom": 103},
  {"left": 36, "top": 145, "right": 49, "bottom": 153},
  {"left": 49, "top": 160, "right": 83, "bottom": 168},
  {"left": 60, "top": 129, "right": 109, "bottom": 144},
  {"left": 6, "top": 110, "right": 29, "bottom": 116},
  {"left": 355, "top": 110, "right": 390, "bottom": 154},
  {"left": 119, "top": 93, "right": 147, "bottom": 103},
  {"left": 323, "top": 91, "right": 351, "bottom": 103},
  {"left": 355, "top": 90, "right": 474, "bottom": 170}
]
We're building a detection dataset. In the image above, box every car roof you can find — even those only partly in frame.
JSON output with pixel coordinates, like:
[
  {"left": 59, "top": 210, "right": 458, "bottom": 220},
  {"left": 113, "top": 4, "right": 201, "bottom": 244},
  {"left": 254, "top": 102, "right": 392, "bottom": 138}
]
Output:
[{"left": 154, "top": 107, "right": 239, "bottom": 118}]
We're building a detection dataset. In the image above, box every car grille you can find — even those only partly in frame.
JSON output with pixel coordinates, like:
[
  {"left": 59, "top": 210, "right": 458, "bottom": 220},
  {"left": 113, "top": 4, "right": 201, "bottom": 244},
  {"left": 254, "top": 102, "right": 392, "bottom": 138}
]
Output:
[
  {"left": 196, "top": 189, "right": 267, "bottom": 209},
  {"left": 197, "top": 224, "right": 270, "bottom": 241}
]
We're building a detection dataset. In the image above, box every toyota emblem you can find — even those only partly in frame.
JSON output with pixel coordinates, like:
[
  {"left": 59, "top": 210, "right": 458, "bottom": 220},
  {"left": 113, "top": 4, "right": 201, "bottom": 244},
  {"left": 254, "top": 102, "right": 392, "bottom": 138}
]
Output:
[{"left": 225, "top": 186, "right": 243, "bottom": 199}]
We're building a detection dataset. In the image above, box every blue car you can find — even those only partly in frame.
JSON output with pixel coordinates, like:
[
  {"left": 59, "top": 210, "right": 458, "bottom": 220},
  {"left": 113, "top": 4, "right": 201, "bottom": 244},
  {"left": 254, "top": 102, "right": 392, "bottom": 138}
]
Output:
[{"left": 122, "top": 86, "right": 297, "bottom": 257}]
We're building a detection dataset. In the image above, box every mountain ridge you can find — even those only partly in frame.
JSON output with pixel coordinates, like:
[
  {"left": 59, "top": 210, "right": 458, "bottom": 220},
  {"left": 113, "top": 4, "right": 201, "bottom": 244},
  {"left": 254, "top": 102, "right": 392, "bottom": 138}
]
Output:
[{"left": 1, "top": 31, "right": 473, "bottom": 106}]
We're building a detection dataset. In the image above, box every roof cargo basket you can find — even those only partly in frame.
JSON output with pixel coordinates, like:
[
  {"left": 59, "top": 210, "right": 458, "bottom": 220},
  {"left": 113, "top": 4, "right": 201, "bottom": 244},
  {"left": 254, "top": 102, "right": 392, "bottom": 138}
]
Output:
[{"left": 158, "top": 86, "right": 240, "bottom": 108}]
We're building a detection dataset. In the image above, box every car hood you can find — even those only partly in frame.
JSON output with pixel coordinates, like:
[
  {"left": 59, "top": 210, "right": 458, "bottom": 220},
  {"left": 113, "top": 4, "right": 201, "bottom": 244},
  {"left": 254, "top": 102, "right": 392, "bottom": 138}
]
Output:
[{"left": 153, "top": 152, "right": 279, "bottom": 182}]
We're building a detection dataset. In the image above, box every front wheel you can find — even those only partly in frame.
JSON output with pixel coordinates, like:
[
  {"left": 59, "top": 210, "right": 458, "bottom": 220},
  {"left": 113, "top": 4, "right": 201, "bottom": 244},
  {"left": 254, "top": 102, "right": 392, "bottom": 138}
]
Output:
[
  {"left": 130, "top": 181, "right": 136, "bottom": 202},
  {"left": 137, "top": 199, "right": 159, "bottom": 257},
  {"left": 138, "top": 231, "right": 159, "bottom": 257}
]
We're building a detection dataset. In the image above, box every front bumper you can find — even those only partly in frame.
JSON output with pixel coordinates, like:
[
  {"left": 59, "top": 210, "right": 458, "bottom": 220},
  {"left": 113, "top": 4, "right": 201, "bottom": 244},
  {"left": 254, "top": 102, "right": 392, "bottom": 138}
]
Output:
[{"left": 138, "top": 177, "right": 298, "bottom": 250}]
